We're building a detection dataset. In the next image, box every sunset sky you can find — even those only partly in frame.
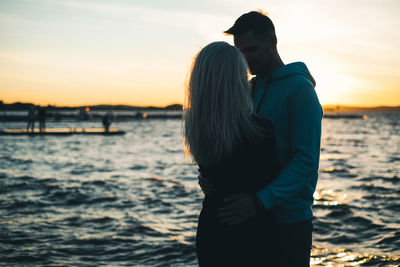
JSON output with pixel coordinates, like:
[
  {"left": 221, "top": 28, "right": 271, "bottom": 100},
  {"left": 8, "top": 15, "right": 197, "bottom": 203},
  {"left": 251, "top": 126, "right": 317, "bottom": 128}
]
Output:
[{"left": 1, "top": 0, "right": 399, "bottom": 107}]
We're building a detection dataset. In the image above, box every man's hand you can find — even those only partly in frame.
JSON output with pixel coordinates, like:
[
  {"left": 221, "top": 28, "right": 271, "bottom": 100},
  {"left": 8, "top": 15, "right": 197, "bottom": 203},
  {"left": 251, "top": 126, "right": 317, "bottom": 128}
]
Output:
[
  {"left": 198, "top": 174, "right": 215, "bottom": 196},
  {"left": 218, "top": 193, "right": 263, "bottom": 226}
]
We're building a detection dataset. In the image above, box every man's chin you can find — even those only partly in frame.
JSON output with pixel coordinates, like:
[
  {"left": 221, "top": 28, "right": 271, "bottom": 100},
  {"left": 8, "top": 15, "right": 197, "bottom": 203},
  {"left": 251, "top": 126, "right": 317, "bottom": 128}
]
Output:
[{"left": 249, "top": 67, "right": 260, "bottom": 75}]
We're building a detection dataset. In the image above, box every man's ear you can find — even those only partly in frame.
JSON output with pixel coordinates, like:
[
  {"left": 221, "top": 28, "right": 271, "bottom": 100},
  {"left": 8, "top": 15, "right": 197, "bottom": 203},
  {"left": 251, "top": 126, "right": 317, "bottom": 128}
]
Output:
[{"left": 271, "top": 33, "right": 277, "bottom": 47}]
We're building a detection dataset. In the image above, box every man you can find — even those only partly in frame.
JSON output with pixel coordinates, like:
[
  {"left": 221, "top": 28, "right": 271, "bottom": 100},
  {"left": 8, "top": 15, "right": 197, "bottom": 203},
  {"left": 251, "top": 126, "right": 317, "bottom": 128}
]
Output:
[
  {"left": 27, "top": 106, "right": 36, "bottom": 132},
  {"left": 200, "top": 11, "right": 323, "bottom": 266},
  {"left": 37, "top": 106, "right": 46, "bottom": 133},
  {"left": 102, "top": 111, "right": 113, "bottom": 133}
]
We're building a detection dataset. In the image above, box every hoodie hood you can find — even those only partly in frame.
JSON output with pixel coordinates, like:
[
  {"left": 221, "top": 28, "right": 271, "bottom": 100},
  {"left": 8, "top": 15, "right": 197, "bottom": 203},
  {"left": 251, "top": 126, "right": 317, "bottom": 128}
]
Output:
[{"left": 270, "top": 62, "right": 316, "bottom": 87}]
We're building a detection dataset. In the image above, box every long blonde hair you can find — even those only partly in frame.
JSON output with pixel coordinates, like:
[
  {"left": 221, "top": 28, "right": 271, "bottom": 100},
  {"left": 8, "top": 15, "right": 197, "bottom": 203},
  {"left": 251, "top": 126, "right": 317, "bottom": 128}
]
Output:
[{"left": 184, "top": 41, "right": 264, "bottom": 166}]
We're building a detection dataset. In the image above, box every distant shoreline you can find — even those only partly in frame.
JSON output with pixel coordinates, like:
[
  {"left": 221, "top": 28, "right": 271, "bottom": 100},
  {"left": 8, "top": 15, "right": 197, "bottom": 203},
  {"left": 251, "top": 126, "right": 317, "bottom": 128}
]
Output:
[
  {"left": 0, "top": 101, "right": 183, "bottom": 111},
  {"left": 0, "top": 101, "right": 399, "bottom": 113},
  {"left": 322, "top": 105, "right": 400, "bottom": 113}
]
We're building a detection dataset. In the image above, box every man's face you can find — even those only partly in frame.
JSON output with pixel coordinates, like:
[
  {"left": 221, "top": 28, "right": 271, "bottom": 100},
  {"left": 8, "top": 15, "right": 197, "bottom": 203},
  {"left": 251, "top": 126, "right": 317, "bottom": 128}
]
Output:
[{"left": 234, "top": 31, "right": 272, "bottom": 76}]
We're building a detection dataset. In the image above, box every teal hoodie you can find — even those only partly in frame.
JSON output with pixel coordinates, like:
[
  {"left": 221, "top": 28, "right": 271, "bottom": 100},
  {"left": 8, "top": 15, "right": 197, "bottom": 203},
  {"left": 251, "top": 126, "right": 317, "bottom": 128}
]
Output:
[{"left": 253, "top": 62, "right": 323, "bottom": 224}]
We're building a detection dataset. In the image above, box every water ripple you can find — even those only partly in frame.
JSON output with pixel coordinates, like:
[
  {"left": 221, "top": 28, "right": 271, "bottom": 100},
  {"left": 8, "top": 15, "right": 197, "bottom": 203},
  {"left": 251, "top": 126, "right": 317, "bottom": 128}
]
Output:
[{"left": 1, "top": 115, "right": 400, "bottom": 265}]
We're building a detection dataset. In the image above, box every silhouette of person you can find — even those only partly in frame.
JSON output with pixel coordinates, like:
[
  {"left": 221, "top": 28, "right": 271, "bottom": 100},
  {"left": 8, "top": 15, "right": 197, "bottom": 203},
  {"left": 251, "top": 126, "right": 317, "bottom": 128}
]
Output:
[
  {"left": 27, "top": 106, "right": 36, "bottom": 132},
  {"left": 102, "top": 111, "right": 112, "bottom": 132},
  {"left": 198, "top": 11, "right": 323, "bottom": 267},
  {"left": 37, "top": 106, "right": 46, "bottom": 132}
]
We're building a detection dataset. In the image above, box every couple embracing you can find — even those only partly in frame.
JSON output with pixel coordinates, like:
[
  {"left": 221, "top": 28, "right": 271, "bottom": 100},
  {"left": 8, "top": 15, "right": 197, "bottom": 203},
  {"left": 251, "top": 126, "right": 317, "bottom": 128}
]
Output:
[{"left": 183, "top": 11, "right": 323, "bottom": 267}]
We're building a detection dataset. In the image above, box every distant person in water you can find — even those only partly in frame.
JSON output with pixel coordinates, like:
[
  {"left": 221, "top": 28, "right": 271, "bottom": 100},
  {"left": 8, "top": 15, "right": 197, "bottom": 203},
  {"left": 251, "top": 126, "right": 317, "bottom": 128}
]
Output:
[
  {"left": 102, "top": 111, "right": 113, "bottom": 132},
  {"left": 27, "top": 106, "right": 36, "bottom": 132},
  {"left": 37, "top": 106, "right": 46, "bottom": 132},
  {"left": 197, "top": 11, "right": 323, "bottom": 266},
  {"left": 184, "top": 41, "right": 280, "bottom": 266}
]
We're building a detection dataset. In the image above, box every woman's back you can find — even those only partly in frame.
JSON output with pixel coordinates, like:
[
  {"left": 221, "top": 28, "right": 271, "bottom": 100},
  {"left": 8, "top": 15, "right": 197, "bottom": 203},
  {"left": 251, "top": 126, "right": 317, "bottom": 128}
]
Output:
[
  {"left": 199, "top": 115, "right": 279, "bottom": 205},
  {"left": 196, "top": 116, "right": 280, "bottom": 266}
]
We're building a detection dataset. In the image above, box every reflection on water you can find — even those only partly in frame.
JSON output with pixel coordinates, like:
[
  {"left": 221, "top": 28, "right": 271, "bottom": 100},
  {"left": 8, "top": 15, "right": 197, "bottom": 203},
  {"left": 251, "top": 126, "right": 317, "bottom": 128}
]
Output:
[
  {"left": 1, "top": 112, "right": 400, "bottom": 266},
  {"left": 310, "top": 113, "right": 400, "bottom": 266},
  {"left": 311, "top": 248, "right": 399, "bottom": 266}
]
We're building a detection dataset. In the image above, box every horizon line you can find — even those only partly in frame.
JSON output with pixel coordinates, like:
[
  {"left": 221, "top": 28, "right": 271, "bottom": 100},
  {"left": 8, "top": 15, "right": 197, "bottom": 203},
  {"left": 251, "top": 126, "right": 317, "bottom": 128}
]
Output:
[
  {"left": 2, "top": 101, "right": 400, "bottom": 109},
  {"left": 0, "top": 101, "right": 183, "bottom": 109}
]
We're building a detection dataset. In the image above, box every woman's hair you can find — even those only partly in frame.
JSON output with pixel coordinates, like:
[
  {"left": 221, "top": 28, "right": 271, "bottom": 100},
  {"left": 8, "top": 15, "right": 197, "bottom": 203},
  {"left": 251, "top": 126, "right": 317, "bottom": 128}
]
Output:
[{"left": 183, "top": 41, "right": 263, "bottom": 166}]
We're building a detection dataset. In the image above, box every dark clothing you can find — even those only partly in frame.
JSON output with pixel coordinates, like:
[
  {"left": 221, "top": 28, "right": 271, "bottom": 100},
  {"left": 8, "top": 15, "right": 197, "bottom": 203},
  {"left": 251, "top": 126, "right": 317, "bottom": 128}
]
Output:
[
  {"left": 196, "top": 207, "right": 275, "bottom": 266},
  {"left": 198, "top": 116, "right": 278, "bottom": 196},
  {"left": 197, "top": 216, "right": 313, "bottom": 267},
  {"left": 270, "top": 219, "right": 313, "bottom": 267},
  {"left": 196, "top": 116, "right": 280, "bottom": 266}
]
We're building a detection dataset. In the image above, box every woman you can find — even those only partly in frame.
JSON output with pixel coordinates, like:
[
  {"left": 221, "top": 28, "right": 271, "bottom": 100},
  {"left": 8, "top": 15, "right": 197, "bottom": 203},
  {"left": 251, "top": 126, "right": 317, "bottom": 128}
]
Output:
[{"left": 183, "top": 42, "right": 280, "bottom": 266}]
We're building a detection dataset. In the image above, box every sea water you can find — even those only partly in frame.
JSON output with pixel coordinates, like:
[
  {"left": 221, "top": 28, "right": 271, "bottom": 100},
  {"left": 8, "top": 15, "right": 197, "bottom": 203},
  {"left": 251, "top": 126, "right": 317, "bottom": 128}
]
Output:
[{"left": 1, "top": 113, "right": 399, "bottom": 266}]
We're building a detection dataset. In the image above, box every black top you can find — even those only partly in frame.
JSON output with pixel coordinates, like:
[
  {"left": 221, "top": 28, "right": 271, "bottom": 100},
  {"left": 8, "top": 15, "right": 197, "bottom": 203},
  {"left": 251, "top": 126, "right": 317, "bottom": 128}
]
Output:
[{"left": 199, "top": 115, "right": 279, "bottom": 204}]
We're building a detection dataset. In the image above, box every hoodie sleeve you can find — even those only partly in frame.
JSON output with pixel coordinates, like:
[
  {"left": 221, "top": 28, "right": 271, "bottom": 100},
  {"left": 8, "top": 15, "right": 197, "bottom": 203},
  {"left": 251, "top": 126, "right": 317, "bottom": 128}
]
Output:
[{"left": 256, "top": 78, "right": 323, "bottom": 210}]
